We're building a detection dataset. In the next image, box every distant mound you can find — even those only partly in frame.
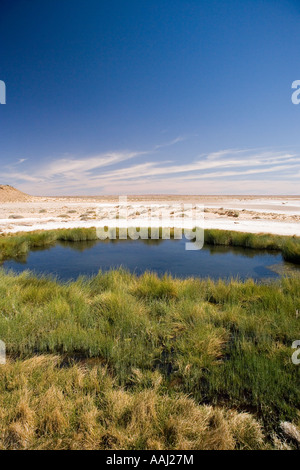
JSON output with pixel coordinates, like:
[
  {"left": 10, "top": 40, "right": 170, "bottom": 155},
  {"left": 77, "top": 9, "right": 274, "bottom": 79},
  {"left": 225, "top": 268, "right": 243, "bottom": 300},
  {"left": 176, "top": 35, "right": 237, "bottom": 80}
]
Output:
[{"left": 0, "top": 185, "right": 32, "bottom": 202}]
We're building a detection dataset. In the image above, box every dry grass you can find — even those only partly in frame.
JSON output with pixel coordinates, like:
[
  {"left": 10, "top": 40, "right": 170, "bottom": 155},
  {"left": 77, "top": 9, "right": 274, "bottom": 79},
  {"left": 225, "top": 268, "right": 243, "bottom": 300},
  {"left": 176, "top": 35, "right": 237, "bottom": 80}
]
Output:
[{"left": 0, "top": 355, "right": 269, "bottom": 450}]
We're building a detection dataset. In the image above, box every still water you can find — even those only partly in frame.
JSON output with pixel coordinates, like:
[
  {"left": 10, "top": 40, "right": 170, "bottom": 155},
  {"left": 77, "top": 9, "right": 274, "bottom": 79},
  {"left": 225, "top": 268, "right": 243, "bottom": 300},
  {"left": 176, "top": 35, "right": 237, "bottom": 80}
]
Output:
[{"left": 1, "top": 237, "right": 293, "bottom": 281}]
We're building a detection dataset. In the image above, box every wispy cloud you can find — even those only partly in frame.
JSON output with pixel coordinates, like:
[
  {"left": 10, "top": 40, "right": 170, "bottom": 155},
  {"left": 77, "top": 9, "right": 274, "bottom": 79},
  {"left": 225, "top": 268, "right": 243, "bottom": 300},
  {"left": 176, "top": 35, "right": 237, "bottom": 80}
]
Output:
[
  {"left": 154, "top": 135, "right": 187, "bottom": 150},
  {"left": 41, "top": 150, "right": 147, "bottom": 179},
  {"left": 1, "top": 145, "right": 300, "bottom": 195}
]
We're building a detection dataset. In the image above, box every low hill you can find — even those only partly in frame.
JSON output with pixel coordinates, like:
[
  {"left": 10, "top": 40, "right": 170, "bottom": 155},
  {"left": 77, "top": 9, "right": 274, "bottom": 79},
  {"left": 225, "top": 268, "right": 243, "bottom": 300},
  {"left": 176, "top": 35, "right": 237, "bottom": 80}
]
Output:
[{"left": 0, "top": 185, "right": 32, "bottom": 202}]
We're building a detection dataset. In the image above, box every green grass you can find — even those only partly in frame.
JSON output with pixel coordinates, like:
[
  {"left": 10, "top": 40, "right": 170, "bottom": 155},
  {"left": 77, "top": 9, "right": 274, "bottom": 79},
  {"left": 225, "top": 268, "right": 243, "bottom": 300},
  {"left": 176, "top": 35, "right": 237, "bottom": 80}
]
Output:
[
  {"left": 0, "top": 268, "right": 299, "bottom": 449},
  {"left": 0, "top": 228, "right": 99, "bottom": 261}
]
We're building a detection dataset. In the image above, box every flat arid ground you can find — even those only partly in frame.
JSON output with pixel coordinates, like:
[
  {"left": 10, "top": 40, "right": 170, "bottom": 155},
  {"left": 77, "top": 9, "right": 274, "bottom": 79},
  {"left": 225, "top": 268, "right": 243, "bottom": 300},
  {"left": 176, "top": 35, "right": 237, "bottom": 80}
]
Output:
[{"left": 0, "top": 186, "right": 299, "bottom": 235}]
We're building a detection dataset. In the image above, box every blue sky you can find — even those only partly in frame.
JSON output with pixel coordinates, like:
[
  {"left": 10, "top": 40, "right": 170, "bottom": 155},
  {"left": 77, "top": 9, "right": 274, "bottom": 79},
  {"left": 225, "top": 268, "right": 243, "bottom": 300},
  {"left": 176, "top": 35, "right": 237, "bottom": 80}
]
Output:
[{"left": 0, "top": 0, "right": 300, "bottom": 195}]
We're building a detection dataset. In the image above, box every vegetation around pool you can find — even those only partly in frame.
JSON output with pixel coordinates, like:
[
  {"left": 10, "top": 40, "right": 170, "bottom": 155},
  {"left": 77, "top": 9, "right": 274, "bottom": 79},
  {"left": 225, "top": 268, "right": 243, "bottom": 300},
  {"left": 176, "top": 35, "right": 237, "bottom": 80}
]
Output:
[
  {"left": 1, "top": 227, "right": 300, "bottom": 263},
  {"left": 0, "top": 267, "right": 299, "bottom": 449},
  {"left": 0, "top": 228, "right": 299, "bottom": 449}
]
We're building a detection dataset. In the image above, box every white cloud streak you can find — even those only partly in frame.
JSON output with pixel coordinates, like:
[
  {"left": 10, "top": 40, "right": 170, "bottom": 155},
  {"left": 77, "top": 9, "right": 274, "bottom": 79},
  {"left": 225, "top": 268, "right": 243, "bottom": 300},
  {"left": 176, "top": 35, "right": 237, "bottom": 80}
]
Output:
[{"left": 1, "top": 145, "right": 300, "bottom": 195}]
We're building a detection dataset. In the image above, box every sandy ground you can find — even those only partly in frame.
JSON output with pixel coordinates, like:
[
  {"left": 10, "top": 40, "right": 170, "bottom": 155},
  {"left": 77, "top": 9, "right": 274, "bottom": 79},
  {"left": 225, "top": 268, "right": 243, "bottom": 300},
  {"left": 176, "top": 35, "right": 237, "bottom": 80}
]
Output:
[{"left": 0, "top": 195, "right": 299, "bottom": 236}]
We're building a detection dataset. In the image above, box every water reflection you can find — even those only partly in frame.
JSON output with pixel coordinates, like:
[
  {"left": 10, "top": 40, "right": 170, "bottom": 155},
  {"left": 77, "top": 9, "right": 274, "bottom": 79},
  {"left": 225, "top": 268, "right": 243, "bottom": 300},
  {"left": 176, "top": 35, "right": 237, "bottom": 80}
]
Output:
[{"left": 2, "top": 237, "right": 294, "bottom": 281}]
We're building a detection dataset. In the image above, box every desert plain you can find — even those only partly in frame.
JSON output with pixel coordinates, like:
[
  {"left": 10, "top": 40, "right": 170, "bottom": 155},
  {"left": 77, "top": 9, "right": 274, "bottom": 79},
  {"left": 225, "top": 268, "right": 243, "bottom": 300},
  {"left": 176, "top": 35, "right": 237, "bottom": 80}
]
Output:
[{"left": 0, "top": 185, "right": 299, "bottom": 236}]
